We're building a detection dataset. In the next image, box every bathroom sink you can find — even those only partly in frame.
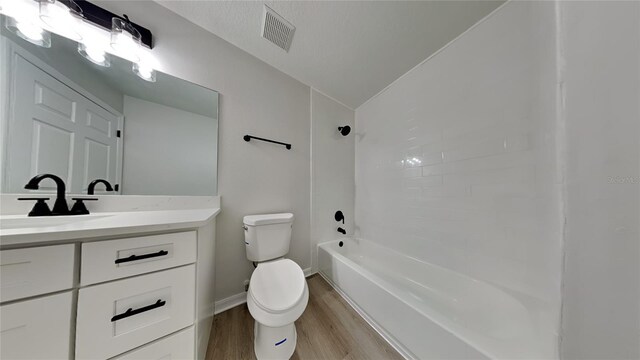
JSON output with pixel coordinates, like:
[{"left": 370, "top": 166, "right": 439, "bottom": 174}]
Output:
[{"left": 0, "top": 214, "right": 112, "bottom": 230}]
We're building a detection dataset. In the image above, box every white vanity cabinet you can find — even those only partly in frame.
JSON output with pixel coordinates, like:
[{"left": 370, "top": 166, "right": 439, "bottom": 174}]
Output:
[{"left": 0, "top": 209, "right": 218, "bottom": 360}]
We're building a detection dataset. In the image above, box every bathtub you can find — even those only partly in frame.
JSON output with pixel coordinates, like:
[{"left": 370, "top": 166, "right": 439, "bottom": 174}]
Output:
[{"left": 318, "top": 238, "right": 556, "bottom": 359}]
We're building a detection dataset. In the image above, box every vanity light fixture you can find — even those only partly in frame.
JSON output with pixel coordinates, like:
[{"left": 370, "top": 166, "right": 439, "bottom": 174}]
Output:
[
  {"left": 2, "top": 0, "right": 156, "bottom": 76},
  {"left": 38, "top": 0, "right": 83, "bottom": 42},
  {"left": 78, "top": 42, "right": 110, "bottom": 67},
  {"left": 132, "top": 62, "right": 156, "bottom": 82}
]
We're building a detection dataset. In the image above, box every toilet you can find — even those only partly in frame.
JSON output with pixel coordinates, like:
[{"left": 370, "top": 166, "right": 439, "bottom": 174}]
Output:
[{"left": 243, "top": 213, "right": 309, "bottom": 360}]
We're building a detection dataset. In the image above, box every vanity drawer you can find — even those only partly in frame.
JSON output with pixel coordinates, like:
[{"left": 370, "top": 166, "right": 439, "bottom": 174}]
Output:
[
  {"left": 0, "top": 244, "right": 75, "bottom": 302},
  {"left": 75, "top": 265, "right": 195, "bottom": 360},
  {"left": 0, "top": 291, "right": 73, "bottom": 359},
  {"left": 80, "top": 231, "right": 196, "bottom": 286},
  {"left": 111, "top": 326, "right": 195, "bottom": 360}
]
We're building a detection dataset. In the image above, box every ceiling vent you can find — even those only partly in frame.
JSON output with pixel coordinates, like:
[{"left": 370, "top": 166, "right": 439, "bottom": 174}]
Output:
[{"left": 261, "top": 5, "right": 295, "bottom": 52}]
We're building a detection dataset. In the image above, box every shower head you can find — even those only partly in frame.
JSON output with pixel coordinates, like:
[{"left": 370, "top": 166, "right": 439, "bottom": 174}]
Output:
[{"left": 338, "top": 125, "right": 351, "bottom": 136}]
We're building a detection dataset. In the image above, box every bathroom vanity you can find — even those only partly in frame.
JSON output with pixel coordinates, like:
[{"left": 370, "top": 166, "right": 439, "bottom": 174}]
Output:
[
  {"left": 0, "top": 197, "right": 220, "bottom": 360},
  {"left": 0, "top": 6, "right": 222, "bottom": 359}
]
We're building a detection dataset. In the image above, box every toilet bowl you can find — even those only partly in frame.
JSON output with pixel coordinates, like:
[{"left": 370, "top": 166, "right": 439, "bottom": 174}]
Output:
[
  {"left": 243, "top": 213, "right": 308, "bottom": 360},
  {"left": 247, "top": 259, "right": 308, "bottom": 359}
]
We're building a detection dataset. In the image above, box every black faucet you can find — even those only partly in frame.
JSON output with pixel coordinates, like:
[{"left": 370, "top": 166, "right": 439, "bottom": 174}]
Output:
[
  {"left": 24, "top": 174, "right": 70, "bottom": 215},
  {"left": 88, "top": 179, "right": 114, "bottom": 195},
  {"left": 337, "top": 227, "right": 346, "bottom": 235}
]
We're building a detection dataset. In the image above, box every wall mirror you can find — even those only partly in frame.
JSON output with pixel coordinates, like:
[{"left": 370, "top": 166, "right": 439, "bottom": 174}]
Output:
[{"left": 0, "top": 23, "right": 219, "bottom": 196}]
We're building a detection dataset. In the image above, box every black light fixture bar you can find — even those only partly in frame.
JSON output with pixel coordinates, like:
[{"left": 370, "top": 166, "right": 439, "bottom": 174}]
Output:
[{"left": 74, "top": 0, "right": 153, "bottom": 48}]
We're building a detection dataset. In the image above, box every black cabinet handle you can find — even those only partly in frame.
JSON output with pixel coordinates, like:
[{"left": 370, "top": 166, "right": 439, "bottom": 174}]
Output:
[
  {"left": 114, "top": 250, "right": 169, "bottom": 264},
  {"left": 110, "top": 299, "right": 166, "bottom": 322}
]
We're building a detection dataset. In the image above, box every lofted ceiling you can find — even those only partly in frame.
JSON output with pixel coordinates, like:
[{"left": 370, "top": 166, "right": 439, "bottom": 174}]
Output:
[{"left": 156, "top": 1, "right": 504, "bottom": 109}]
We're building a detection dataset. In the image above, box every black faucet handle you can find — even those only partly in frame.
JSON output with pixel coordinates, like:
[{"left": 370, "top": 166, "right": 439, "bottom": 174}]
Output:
[
  {"left": 18, "top": 198, "right": 52, "bottom": 217},
  {"left": 70, "top": 198, "right": 98, "bottom": 215}
]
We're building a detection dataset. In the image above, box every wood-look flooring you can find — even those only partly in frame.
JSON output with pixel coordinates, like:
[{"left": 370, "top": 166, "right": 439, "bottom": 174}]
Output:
[{"left": 205, "top": 274, "right": 404, "bottom": 360}]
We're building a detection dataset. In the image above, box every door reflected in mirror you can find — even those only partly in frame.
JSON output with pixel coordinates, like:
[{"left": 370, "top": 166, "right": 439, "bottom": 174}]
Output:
[{"left": 0, "top": 20, "right": 219, "bottom": 196}]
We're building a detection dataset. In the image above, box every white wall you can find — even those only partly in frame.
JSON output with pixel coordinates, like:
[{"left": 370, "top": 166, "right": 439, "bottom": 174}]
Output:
[
  {"left": 355, "top": 1, "right": 562, "bottom": 355},
  {"left": 122, "top": 96, "right": 218, "bottom": 196},
  {"left": 310, "top": 90, "right": 355, "bottom": 271},
  {"left": 93, "top": 1, "right": 329, "bottom": 301},
  {"left": 560, "top": 2, "right": 640, "bottom": 358}
]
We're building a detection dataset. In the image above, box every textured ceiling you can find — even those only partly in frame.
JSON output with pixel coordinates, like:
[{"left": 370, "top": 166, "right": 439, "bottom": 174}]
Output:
[{"left": 156, "top": 1, "right": 504, "bottom": 109}]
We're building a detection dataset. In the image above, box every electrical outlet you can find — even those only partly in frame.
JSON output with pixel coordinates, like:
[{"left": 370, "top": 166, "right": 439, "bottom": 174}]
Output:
[{"left": 244, "top": 279, "right": 250, "bottom": 292}]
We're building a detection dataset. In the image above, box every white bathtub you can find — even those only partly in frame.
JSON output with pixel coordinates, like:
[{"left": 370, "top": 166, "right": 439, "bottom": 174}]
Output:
[{"left": 318, "top": 238, "right": 556, "bottom": 359}]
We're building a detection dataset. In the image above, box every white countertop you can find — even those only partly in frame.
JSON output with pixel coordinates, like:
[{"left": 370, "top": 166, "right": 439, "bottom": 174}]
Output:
[{"left": 0, "top": 208, "right": 220, "bottom": 247}]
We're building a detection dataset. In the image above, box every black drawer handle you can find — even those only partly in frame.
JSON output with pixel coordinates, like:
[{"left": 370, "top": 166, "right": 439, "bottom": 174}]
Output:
[
  {"left": 114, "top": 250, "right": 169, "bottom": 264},
  {"left": 110, "top": 299, "right": 166, "bottom": 322}
]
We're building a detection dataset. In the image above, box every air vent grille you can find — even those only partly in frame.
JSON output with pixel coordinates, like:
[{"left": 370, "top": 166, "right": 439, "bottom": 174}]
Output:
[{"left": 262, "top": 5, "right": 295, "bottom": 52}]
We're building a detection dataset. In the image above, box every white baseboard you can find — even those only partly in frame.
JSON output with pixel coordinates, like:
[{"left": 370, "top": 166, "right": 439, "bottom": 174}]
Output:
[
  {"left": 214, "top": 292, "right": 247, "bottom": 315},
  {"left": 214, "top": 268, "right": 317, "bottom": 315},
  {"left": 303, "top": 267, "right": 316, "bottom": 277},
  {"left": 318, "top": 272, "right": 415, "bottom": 360}
]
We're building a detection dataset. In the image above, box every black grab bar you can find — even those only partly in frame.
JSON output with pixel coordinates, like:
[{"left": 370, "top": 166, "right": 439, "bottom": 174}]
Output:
[{"left": 244, "top": 135, "right": 291, "bottom": 150}]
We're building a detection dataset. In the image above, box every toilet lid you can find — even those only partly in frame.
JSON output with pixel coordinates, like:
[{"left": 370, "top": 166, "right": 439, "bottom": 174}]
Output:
[{"left": 249, "top": 259, "right": 306, "bottom": 313}]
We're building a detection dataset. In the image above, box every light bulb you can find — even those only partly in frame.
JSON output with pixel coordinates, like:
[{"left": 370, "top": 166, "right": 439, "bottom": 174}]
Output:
[
  {"left": 138, "top": 65, "right": 152, "bottom": 78},
  {"left": 111, "top": 17, "right": 141, "bottom": 62},
  {"left": 133, "top": 62, "right": 156, "bottom": 82},
  {"left": 87, "top": 47, "right": 104, "bottom": 63},
  {"left": 16, "top": 20, "right": 44, "bottom": 41},
  {"left": 39, "top": 0, "right": 83, "bottom": 41},
  {"left": 78, "top": 43, "right": 110, "bottom": 67},
  {"left": 112, "top": 32, "right": 134, "bottom": 51}
]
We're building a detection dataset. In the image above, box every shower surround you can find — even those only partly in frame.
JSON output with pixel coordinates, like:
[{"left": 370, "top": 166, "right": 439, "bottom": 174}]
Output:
[{"left": 354, "top": 1, "right": 563, "bottom": 357}]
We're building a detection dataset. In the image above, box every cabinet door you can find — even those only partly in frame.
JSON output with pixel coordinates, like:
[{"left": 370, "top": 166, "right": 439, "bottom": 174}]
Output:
[
  {"left": 0, "top": 292, "right": 73, "bottom": 360},
  {"left": 76, "top": 265, "right": 195, "bottom": 359}
]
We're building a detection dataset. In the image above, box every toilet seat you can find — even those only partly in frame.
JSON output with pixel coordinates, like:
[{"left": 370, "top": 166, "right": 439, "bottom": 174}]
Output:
[
  {"left": 249, "top": 259, "right": 305, "bottom": 313},
  {"left": 247, "top": 259, "right": 309, "bottom": 328}
]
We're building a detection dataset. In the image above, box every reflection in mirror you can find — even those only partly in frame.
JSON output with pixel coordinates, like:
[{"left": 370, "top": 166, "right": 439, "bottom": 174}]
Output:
[{"left": 0, "top": 20, "right": 218, "bottom": 196}]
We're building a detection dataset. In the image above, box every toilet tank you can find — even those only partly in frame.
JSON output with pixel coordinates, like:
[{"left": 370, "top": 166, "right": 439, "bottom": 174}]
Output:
[{"left": 243, "top": 213, "right": 294, "bottom": 262}]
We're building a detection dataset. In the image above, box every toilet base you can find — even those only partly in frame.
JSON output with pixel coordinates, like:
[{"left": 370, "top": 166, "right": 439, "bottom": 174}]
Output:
[{"left": 254, "top": 321, "right": 297, "bottom": 360}]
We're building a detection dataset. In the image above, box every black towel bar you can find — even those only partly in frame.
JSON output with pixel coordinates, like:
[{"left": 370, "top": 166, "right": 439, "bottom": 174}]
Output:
[{"left": 244, "top": 135, "right": 291, "bottom": 150}]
